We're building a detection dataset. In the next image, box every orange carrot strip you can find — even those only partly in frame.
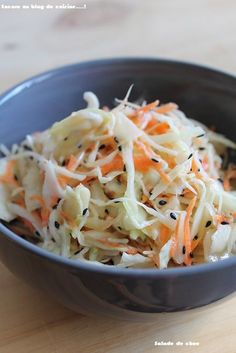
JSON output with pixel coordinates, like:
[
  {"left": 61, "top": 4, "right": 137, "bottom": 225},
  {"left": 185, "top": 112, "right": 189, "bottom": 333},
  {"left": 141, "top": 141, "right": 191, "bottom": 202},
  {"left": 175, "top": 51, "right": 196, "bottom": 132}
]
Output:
[
  {"left": 0, "top": 160, "right": 18, "bottom": 187},
  {"left": 101, "top": 154, "right": 124, "bottom": 175},
  {"left": 57, "top": 174, "right": 71, "bottom": 188},
  {"left": 30, "top": 194, "right": 50, "bottom": 226},
  {"left": 202, "top": 156, "right": 208, "bottom": 171},
  {"left": 67, "top": 154, "right": 77, "bottom": 171},
  {"left": 136, "top": 100, "right": 159, "bottom": 113},
  {"left": 146, "top": 121, "right": 169, "bottom": 135},
  {"left": 184, "top": 196, "right": 197, "bottom": 265},
  {"left": 159, "top": 224, "right": 171, "bottom": 246},
  {"left": 134, "top": 155, "right": 170, "bottom": 183},
  {"left": 155, "top": 103, "right": 178, "bottom": 114},
  {"left": 154, "top": 122, "right": 169, "bottom": 134}
]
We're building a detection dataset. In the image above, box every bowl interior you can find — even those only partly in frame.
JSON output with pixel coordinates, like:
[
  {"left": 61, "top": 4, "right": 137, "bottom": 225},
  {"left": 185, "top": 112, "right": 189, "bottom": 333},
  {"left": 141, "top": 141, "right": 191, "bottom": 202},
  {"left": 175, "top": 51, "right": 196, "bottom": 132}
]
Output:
[{"left": 1, "top": 58, "right": 236, "bottom": 148}]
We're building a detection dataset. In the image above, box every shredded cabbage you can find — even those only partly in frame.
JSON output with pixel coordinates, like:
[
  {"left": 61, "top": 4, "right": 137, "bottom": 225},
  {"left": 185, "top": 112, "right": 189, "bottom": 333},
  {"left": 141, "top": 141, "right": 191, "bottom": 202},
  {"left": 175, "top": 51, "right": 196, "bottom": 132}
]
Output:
[{"left": 0, "top": 89, "right": 236, "bottom": 269}]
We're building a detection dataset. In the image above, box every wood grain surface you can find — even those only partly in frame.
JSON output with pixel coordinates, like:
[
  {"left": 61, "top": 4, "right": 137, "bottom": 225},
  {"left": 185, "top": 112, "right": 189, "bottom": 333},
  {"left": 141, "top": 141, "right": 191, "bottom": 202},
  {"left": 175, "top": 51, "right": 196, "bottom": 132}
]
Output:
[{"left": 0, "top": 1, "right": 236, "bottom": 352}]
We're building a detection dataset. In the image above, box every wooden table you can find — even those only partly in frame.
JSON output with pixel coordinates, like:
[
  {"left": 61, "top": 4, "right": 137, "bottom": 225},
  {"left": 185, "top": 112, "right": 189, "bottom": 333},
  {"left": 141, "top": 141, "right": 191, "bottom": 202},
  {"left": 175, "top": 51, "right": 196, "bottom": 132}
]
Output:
[{"left": 0, "top": 0, "right": 236, "bottom": 352}]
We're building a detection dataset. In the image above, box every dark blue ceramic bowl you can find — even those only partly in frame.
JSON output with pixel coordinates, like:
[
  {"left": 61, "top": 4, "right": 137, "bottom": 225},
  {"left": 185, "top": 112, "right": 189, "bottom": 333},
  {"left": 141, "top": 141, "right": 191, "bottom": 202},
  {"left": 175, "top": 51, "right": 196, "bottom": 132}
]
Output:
[{"left": 0, "top": 58, "right": 236, "bottom": 319}]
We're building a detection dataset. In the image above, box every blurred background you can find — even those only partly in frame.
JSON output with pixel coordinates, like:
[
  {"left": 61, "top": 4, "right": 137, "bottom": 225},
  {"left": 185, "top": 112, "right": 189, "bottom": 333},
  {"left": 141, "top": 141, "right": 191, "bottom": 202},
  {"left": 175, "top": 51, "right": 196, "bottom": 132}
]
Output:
[{"left": 1, "top": 0, "right": 236, "bottom": 93}]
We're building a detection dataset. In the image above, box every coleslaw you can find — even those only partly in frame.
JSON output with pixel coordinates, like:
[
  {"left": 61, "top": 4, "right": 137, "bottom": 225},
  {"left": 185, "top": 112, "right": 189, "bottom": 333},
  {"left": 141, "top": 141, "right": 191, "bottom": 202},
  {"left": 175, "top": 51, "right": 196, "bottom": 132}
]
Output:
[{"left": 0, "top": 89, "right": 236, "bottom": 269}]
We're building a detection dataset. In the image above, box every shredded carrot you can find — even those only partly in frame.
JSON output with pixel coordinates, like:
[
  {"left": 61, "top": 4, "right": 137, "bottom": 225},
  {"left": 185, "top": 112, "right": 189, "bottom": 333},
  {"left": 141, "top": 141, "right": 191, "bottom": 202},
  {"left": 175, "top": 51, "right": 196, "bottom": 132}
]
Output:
[
  {"left": 67, "top": 154, "right": 77, "bottom": 171},
  {"left": 133, "top": 155, "right": 170, "bottom": 183},
  {"left": 145, "top": 118, "right": 159, "bottom": 131},
  {"left": 0, "top": 160, "right": 19, "bottom": 187},
  {"left": 159, "top": 224, "right": 171, "bottom": 246},
  {"left": 146, "top": 121, "right": 169, "bottom": 135},
  {"left": 135, "top": 141, "right": 170, "bottom": 183},
  {"left": 101, "top": 154, "right": 124, "bottom": 175},
  {"left": 136, "top": 100, "right": 159, "bottom": 113},
  {"left": 57, "top": 174, "right": 71, "bottom": 188},
  {"left": 30, "top": 194, "right": 50, "bottom": 226},
  {"left": 155, "top": 122, "right": 169, "bottom": 134},
  {"left": 232, "top": 212, "right": 236, "bottom": 218},
  {"left": 202, "top": 156, "right": 208, "bottom": 171},
  {"left": 155, "top": 103, "right": 178, "bottom": 115},
  {"left": 184, "top": 196, "right": 197, "bottom": 265}
]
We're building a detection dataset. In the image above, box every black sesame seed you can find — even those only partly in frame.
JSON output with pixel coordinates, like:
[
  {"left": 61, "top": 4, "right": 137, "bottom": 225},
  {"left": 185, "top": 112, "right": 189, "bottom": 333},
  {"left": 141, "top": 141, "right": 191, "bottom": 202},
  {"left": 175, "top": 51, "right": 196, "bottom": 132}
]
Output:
[
  {"left": 114, "top": 201, "right": 120, "bottom": 204},
  {"left": 205, "top": 220, "right": 212, "bottom": 228},
  {"left": 23, "top": 145, "right": 32, "bottom": 151},
  {"left": 114, "top": 137, "right": 119, "bottom": 144},
  {"left": 189, "top": 252, "right": 194, "bottom": 258},
  {"left": 188, "top": 153, "right": 193, "bottom": 160},
  {"left": 99, "top": 144, "right": 106, "bottom": 150},
  {"left": 14, "top": 174, "right": 18, "bottom": 181},
  {"left": 118, "top": 145, "right": 122, "bottom": 152},
  {"left": 221, "top": 221, "right": 229, "bottom": 225},
  {"left": 74, "top": 250, "right": 80, "bottom": 255},
  {"left": 64, "top": 137, "right": 68, "bottom": 141},
  {"left": 199, "top": 159, "right": 202, "bottom": 163},
  {"left": 190, "top": 168, "right": 193, "bottom": 172},
  {"left": 180, "top": 193, "right": 185, "bottom": 197},
  {"left": 35, "top": 230, "right": 40, "bottom": 237},
  {"left": 196, "top": 133, "right": 205, "bottom": 138},
  {"left": 118, "top": 226, "right": 122, "bottom": 230},
  {"left": 151, "top": 158, "right": 159, "bottom": 163},
  {"left": 149, "top": 191, "right": 153, "bottom": 196},
  {"left": 29, "top": 156, "right": 34, "bottom": 160},
  {"left": 199, "top": 147, "right": 206, "bottom": 151},
  {"left": 197, "top": 168, "right": 200, "bottom": 172},
  {"left": 54, "top": 221, "right": 60, "bottom": 229},
  {"left": 182, "top": 246, "right": 186, "bottom": 255},
  {"left": 52, "top": 204, "right": 58, "bottom": 210},
  {"left": 170, "top": 212, "right": 177, "bottom": 220},
  {"left": 159, "top": 200, "right": 167, "bottom": 206},
  {"left": 218, "top": 178, "right": 223, "bottom": 183},
  {"left": 194, "top": 235, "right": 198, "bottom": 240},
  {"left": 82, "top": 208, "right": 88, "bottom": 216},
  {"left": 77, "top": 144, "right": 82, "bottom": 149},
  {"left": 51, "top": 238, "right": 56, "bottom": 243},
  {"left": 123, "top": 165, "right": 126, "bottom": 172},
  {"left": 105, "top": 209, "right": 109, "bottom": 214},
  {"left": 62, "top": 160, "right": 66, "bottom": 166}
]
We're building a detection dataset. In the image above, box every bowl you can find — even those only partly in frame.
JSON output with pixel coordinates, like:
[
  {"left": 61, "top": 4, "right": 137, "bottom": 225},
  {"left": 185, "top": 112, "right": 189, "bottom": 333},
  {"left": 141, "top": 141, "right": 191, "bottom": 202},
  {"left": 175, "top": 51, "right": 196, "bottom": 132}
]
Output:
[{"left": 0, "top": 58, "right": 236, "bottom": 319}]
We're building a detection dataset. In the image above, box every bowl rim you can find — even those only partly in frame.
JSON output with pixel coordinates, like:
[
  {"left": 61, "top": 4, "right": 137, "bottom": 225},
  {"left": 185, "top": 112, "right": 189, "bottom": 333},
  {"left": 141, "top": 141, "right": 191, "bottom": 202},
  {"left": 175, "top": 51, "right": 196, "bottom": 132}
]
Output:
[{"left": 0, "top": 56, "right": 236, "bottom": 278}]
